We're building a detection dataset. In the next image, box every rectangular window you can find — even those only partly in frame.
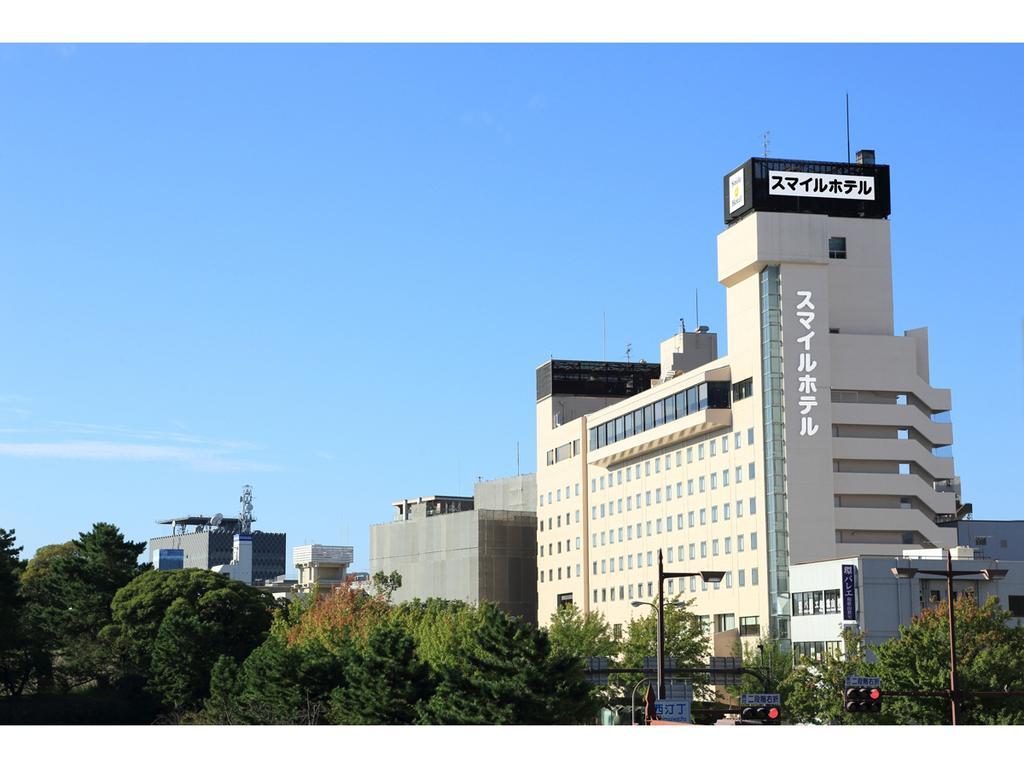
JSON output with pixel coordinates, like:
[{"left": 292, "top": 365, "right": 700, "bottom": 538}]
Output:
[
  {"left": 710, "top": 440, "right": 717, "bottom": 457},
  {"left": 748, "top": 462, "right": 756, "bottom": 480},
  {"left": 655, "top": 457, "right": 661, "bottom": 473},
  {"left": 655, "top": 488, "right": 662, "bottom": 504},
  {"left": 600, "top": 503, "right": 606, "bottom": 518},
  {"left": 747, "top": 427, "right": 755, "bottom": 445},
  {"left": 725, "top": 572, "right": 733, "bottom": 588},
  {"left": 736, "top": 465, "right": 742, "bottom": 484},
  {"left": 676, "top": 513, "right": 684, "bottom": 529},
  {"left": 656, "top": 519, "right": 662, "bottom": 534},
  {"left": 645, "top": 491, "right": 651, "bottom": 507},
  {"left": 540, "top": 495, "right": 545, "bottom": 508},
  {"left": 592, "top": 561, "right": 597, "bottom": 575},
  {"left": 737, "top": 534, "right": 744, "bottom": 552},
  {"left": 736, "top": 500, "right": 743, "bottom": 517},
  {"left": 712, "top": 539, "right": 719, "bottom": 556},
  {"left": 699, "top": 508, "right": 706, "bottom": 525},
  {"left": 676, "top": 450, "right": 682, "bottom": 467},
  {"left": 699, "top": 476, "right": 706, "bottom": 492},
  {"left": 725, "top": 537, "right": 732, "bottom": 554},
  {"left": 735, "top": 431, "right": 741, "bottom": 449},
  {"left": 599, "top": 476, "right": 605, "bottom": 491},
  {"left": 592, "top": 533, "right": 597, "bottom": 547},
  {"left": 654, "top": 400, "right": 665, "bottom": 427},
  {"left": 689, "top": 543, "right": 696, "bottom": 560},
  {"left": 646, "top": 521, "right": 652, "bottom": 536},
  {"left": 687, "top": 447, "right": 693, "bottom": 464},
  {"left": 626, "top": 467, "right": 632, "bottom": 482},
  {"left": 750, "top": 497, "right": 757, "bottom": 516},
  {"left": 690, "top": 576, "right": 697, "bottom": 592},
  {"left": 635, "top": 493, "right": 641, "bottom": 508},
  {"left": 710, "top": 473, "right": 718, "bottom": 490},
  {"left": 666, "top": 485, "right": 672, "bottom": 502},
  {"left": 751, "top": 568, "right": 759, "bottom": 585},
  {"left": 667, "top": 548, "right": 674, "bottom": 563},
  {"left": 618, "top": 499, "right": 623, "bottom": 514},
  {"left": 738, "top": 570, "right": 746, "bottom": 588},
  {"left": 628, "top": 584, "right": 634, "bottom": 599},
  {"left": 645, "top": 461, "right": 651, "bottom": 477},
  {"left": 591, "top": 506, "right": 596, "bottom": 519},
  {"left": 711, "top": 505, "right": 718, "bottom": 523},
  {"left": 678, "top": 545, "right": 684, "bottom": 561},
  {"left": 687, "top": 480, "right": 694, "bottom": 496},
  {"left": 828, "top": 235, "right": 847, "bottom": 259},
  {"left": 556, "top": 489, "right": 561, "bottom": 502},
  {"left": 618, "top": 527, "right": 623, "bottom": 543},
  {"left": 698, "top": 443, "right": 705, "bottom": 460},
  {"left": 575, "top": 483, "right": 580, "bottom": 497},
  {"left": 676, "top": 481, "right": 683, "bottom": 497},
  {"left": 576, "top": 536, "right": 581, "bottom": 550},
  {"left": 723, "top": 469, "right": 730, "bottom": 487},
  {"left": 700, "top": 542, "right": 707, "bottom": 558},
  {"left": 688, "top": 511, "right": 695, "bottom": 527},
  {"left": 627, "top": 496, "right": 633, "bottom": 512},
  {"left": 617, "top": 470, "right": 623, "bottom": 485},
  {"left": 636, "top": 523, "right": 641, "bottom": 538},
  {"left": 628, "top": 554, "right": 633, "bottom": 569},
  {"left": 540, "top": 571, "right": 544, "bottom": 583},
  {"left": 627, "top": 527, "right": 633, "bottom": 541},
  {"left": 666, "top": 516, "right": 673, "bottom": 532},
  {"left": 647, "top": 551, "right": 653, "bottom": 566},
  {"left": 665, "top": 396, "right": 676, "bottom": 422},
  {"left": 600, "top": 532, "right": 606, "bottom": 545},
  {"left": 751, "top": 532, "right": 758, "bottom": 550},
  {"left": 591, "top": 479, "right": 596, "bottom": 493}
]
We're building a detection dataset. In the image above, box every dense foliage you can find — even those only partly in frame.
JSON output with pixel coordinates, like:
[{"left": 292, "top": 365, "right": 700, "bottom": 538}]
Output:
[{"left": 6, "top": 524, "right": 1024, "bottom": 725}]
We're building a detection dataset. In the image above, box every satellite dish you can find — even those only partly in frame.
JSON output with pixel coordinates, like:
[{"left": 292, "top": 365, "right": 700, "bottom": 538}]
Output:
[{"left": 211, "top": 513, "right": 224, "bottom": 528}]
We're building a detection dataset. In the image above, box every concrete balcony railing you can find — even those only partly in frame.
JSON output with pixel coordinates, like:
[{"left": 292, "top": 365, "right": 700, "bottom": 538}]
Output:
[
  {"left": 833, "top": 506, "right": 956, "bottom": 538},
  {"left": 830, "top": 402, "right": 953, "bottom": 447},
  {"left": 832, "top": 437, "right": 955, "bottom": 483}
]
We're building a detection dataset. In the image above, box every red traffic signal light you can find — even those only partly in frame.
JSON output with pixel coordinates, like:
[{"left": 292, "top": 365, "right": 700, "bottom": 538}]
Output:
[
  {"left": 740, "top": 705, "right": 782, "bottom": 724},
  {"left": 844, "top": 687, "right": 882, "bottom": 714}
]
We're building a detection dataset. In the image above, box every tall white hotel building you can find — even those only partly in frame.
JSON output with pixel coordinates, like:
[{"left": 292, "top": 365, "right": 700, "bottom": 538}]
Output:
[{"left": 534, "top": 151, "right": 965, "bottom": 650}]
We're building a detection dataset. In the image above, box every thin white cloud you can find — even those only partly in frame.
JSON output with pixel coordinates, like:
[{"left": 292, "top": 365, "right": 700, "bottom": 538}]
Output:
[{"left": 0, "top": 440, "right": 281, "bottom": 473}]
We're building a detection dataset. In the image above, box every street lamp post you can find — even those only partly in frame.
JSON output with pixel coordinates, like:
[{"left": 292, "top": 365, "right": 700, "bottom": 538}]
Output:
[
  {"left": 631, "top": 549, "right": 724, "bottom": 700},
  {"left": 891, "top": 548, "right": 1007, "bottom": 726}
]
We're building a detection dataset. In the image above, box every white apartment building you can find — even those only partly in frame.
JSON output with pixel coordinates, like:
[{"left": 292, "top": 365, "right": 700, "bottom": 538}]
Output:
[{"left": 535, "top": 151, "right": 966, "bottom": 649}]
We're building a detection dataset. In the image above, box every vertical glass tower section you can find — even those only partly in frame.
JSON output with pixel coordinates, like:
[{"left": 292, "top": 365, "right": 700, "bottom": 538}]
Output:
[{"left": 759, "top": 265, "right": 791, "bottom": 644}]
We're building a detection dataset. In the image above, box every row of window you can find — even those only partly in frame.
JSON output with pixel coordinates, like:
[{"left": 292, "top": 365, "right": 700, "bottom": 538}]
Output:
[
  {"left": 586, "top": 568, "right": 761, "bottom": 601},
  {"left": 538, "top": 509, "right": 580, "bottom": 533},
  {"left": 589, "top": 533, "right": 758, "bottom": 572},
  {"left": 590, "top": 499, "right": 758, "bottom": 541},
  {"left": 591, "top": 478, "right": 757, "bottom": 520},
  {"left": 539, "top": 563, "right": 582, "bottom": 583},
  {"left": 792, "top": 640, "right": 843, "bottom": 662},
  {"left": 545, "top": 439, "right": 581, "bottom": 467},
  {"left": 588, "top": 381, "right": 732, "bottom": 451},
  {"left": 539, "top": 428, "right": 757, "bottom": 511},
  {"left": 791, "top": 589, "right": 842, "bottom": 616}
]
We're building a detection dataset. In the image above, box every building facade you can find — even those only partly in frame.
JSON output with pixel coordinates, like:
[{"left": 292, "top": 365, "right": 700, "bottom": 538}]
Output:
[
  {"left": 149, "top": 517, "right": 286, "bottom": 585},
  {"left": 370, "top": 475, "right": 538, "bottom": 622},
  {"left": 789, "top": 547, "right": 1024, "bottom": 662},
  {"left": 294, "top": 544, "right": 355, "bottom": 592},
  {"left": 535, "top": 151, "right": 966, "bottom": 647}
]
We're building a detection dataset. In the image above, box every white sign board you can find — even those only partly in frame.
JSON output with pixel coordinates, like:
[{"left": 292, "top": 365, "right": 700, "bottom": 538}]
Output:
[
  {"left": 768, "top": 170, "right": 875, "bottom": 200},
  {"left": 845, "top": 675, "right": 881, "bottom": 688},
  {"left": 740, "top": 693, "right": 781, "bottom": 706},
  {"left": 655, "top": 699, "right": 692, "bottom": 723},
  {"left": 728, "top": 168, "right": 745, "bottom": 213}
]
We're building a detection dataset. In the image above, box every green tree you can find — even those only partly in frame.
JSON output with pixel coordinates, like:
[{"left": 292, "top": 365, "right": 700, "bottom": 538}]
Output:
[
  {"left": 618, "top": 599, "right": 711, "bottom": 699},
  {"left": 726, "top": 635, "right": 793, "bottom": 701},
  {"left": 199, "top": 655, "right": 244, "bottom": 724},
  {"left": 329, "top": 618, "right": 435, "bottom": 724},
  {"left": 547, "top": 603, "right": 619, "bottom": 661},
  {"left": 783, "top": 628, "right": 878, "bottom": 725},
  {"left": 17, "top": 524, "right": 147, "bottom": 691},
  {"left": 106, "top": 568, "right": 275, "bottom": 713},
  {"left": 874, "top": 595, "right": 1024, "bottom": 725},
  {"left": 370, "top": 570, "right": 403, "bottom": 601},
  {"left": 419, "top": 602, "right": 598, "bottom": 724},
  {"left": 0, "top": 528, "right": 33, "bottom": 696}
]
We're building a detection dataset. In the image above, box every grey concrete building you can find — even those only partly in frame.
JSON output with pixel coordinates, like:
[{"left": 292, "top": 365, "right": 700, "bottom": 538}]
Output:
[
  {"left": 149, "top": 516, "right": 286, "bottom": 585},
  {"left": 955, "top": 519, "right": 1024, "bottom": 561},
  {"left": 370, "top": 474, "right": 538, "bottom": 622}
]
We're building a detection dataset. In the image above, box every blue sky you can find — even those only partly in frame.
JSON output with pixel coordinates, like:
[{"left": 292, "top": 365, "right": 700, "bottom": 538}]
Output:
[{"left": 1, "top": 44, "right": 1021, "bottom": 572}]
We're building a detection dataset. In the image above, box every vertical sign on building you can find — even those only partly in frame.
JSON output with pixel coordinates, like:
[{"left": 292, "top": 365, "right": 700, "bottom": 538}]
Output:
[
  {"left": 842, "top": 564, "right": 857, "bottom": 620},
  {"left": 729, "top": 168, "right": 745, "bottom": 213},
  {"left": 794, "top": 290, "right": 819, "bottom": 437}
]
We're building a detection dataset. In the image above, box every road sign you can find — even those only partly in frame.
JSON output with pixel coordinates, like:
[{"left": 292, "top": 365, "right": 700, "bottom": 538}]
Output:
[
  {"left": 709, "top": 656, "right": 742, "bottom": 686},
  {"left": 740, "top": 693, "right": 781, "bottom": 706},
  {"left": 655, "top": 699, "right": 692, "bottom": 723},
  {"left": 845, "top": 675, "right": 880, "bottom": 688}
]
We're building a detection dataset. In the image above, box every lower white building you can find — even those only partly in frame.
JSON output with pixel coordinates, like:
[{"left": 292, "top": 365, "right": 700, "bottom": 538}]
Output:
[{"left": 789, "top": 547, "right": 1024, "bottom": 662}]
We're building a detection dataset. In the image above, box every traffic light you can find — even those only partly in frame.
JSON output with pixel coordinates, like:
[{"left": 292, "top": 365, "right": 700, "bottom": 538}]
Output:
[
  {"left": 739, "top": 705, "right": 782, "bottom": 724},
  {"left": 844, "top": 686, "right": 882, "bottom": 714}
]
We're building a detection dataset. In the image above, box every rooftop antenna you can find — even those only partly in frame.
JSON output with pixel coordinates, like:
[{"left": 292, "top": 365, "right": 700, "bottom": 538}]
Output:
[
  {"left": 678, "top": 317, "right": 686, "bottom": 352},
  {"left": 238, "top": 485, "right": 255, "bottom": 534},
  {"left": 846, "top": 92, "right": 851, "bottom": 163},
  {"left": 762, "top": 130, "right": 771, "bottom": 158},
  {"left": 625, "top": 342, "right": 632, "bottom": 363}
]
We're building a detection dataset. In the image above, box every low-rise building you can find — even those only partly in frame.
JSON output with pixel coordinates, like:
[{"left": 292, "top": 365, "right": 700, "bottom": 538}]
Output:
[{"left": 370, "top": 474, "right": 538, "bottom": 622}]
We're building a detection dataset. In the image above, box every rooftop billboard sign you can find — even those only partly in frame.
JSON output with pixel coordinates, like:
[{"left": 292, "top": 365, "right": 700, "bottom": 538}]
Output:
[{"left": 724, "top": 157, "right": 890, "bottom": 225}]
